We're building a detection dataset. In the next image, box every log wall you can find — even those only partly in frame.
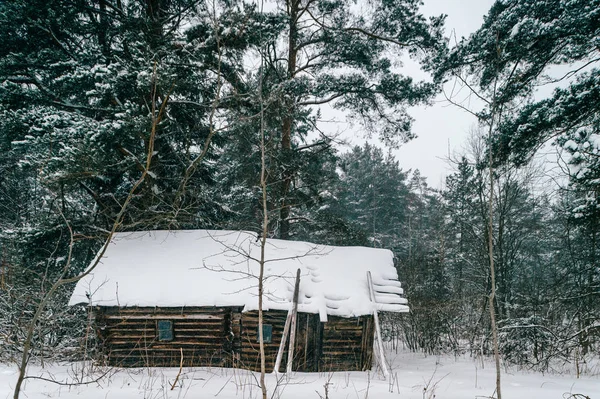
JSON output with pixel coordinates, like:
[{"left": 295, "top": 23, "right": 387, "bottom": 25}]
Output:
[
  {"left": 239, "top": 311, "right": 374, "bottom": 372},
  {"left": 239, "top": 309, "right": 288, "bottom": 372},
  {"left": 94, "top": 306, "right": 374, "bottom": 372},
  {"left": 320, "top": 315, "right": 374, "bottom": 371},
  {"left": 95, "top": 306, "right": 240, "bottom": 367}
]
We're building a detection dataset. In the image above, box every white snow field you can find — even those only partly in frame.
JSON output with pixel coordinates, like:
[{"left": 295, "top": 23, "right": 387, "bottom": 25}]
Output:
[{"left": 2, "top": 349, "right": 598, "bottom": 399}]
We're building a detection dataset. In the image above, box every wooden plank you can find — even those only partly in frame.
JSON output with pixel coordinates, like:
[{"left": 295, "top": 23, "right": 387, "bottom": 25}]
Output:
[
  {"left": 106, "top": 320, "right": 225, "bottom": 328},
  {"left": 105, "top": 320, "right": 155, "bottom": 325},
  {"left": 150, "top": 343, "right": 223, "bottom": 349},
  {"left": 287, "top": 268, "right": 301, "bottom": 374},
  {"left": 240, "top": 348, "right": 280, "bottom": 353},
  {"left": 322, "top": 341, "right": 361, "bottom": 346},
  {"left": 109, "top": 348, "right": 224, "bottom": 355},
  {"left": 364, "top": 321, "right": 372, "bottom": 370},
  {"left": 323, "top": 325, "right": 363, "bottom": 331},
  {"left": 321, "top": 345, "right": 361, "bottom": 351},
  {"left": 109, "top": 339, "right": 224, "bottom": 345},
  {"left": 108, "top": 357, "right": 226, "bottom": 364},
  {"left": 104, "top": 314, "right": 224, "bottom": 320},
  {"left": 108, "top": 356, "right": 226, "bottom": 363},
  {"left": 107, "top": 337, "right": 226, "bottom": 343},
  {"left": 173, "top": 327, "right": 226, "bottom": 333},
  {"left": 240, "top": 345, "right": 281, "bottom": 351},
  {"left": 105, "top": 334, "right": 154, "bottom": 339},
  {"left": 274, "top": 310, "right": 293, "bottom": 373},
  {"left": 108, "top": 347, "right": 224, "bottom": 353},
  {"left": 171, "top": 334, "right": 227, "bottom": 339},
  {"left": 105, "top": 328, "right": 155, "bottom": 334},
  {"left": 241, "top": 333, "right": 283, "bottom": 341},
  {"left": 175, "top": 324, "right": 225, "bottom": 329},
  {"left": 241, "top": 316, "right": 288, "bottom": 324},
  {"left": 242, "top": 310, "right": 288, "bottom": 319},
  {"left": 100, "top": 306, "right": 230, "bottom": 315},
  {"left": 367, "top": 271, "right": 389, "bottom": 378},
  {"left": 321, "top": 330, "right": 363, "bottom": 336},
  {"left": 104, "top": 324, "right": 153, "bottom": 330},
  {"left": 315, "top": 321, "right": 323, "bottom": 372},
  {"left": 104, "top": 329, "right": 153, "bottom": 334},
  {"left": 271, "top": 271, "right": 301, "bottom": 373}
]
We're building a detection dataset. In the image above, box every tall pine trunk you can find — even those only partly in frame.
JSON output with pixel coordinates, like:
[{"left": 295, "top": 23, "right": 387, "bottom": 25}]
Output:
[{"left": 279, "top": 0, "right": 300, "bottom": 239}]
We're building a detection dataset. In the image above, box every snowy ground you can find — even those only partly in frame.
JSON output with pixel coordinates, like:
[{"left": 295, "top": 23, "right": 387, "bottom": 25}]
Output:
[{"left": 1, "top": 349, "right": 598, "bottom": 399}]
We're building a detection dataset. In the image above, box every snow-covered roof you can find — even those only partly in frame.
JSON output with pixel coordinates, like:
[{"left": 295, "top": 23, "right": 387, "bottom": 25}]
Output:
[{"left": 69, "top": 230, "right": 408, "bottom": 319}]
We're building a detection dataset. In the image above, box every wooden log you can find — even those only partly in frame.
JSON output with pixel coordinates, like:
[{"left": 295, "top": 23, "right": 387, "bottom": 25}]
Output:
[
  {"left": 108, "top": 347, "right": 221, "bottom": 353},
  {"left": 173, "top": 326, "right": 226, "bottom": 332},
  {"left": 314, "top": 320, "right": 323, "bottom": 372},
  {"left": 105, "top": 327, "right": 154, "bottom": 332},
  {"left": 104, "top": 314, "right": 223, "bottom": 320},
  {"left": 273, "top": 311, "right": 292, "bottom": 373},
  {"left": 367, "top": 271, "right": 389, "bottom": 378},
  {"left": 286, "top": 268, "right": 301, "bottom": 373},
  {"left": 173, "top": 324, "right": 226, "bottom": 330},
  {"left": 109, "top": 338, "right": 224, "bottom": 346},
  {"left": 360, "top": 315, "right": 373, "bottom": 370},
  {"left": 94, "top": 306, "right": 237, "bottom": 368},
  {"left": 170, "top": 334, "right": 227, "bottom": 339},
  {"left": 303, "top": 314, "right": 309, "bottom": 370},
  {"left": 101, "top": 306, "right": 229, "bottom": 315},
  {"left": 105, "top": 320, "right": 225, "bottom": 327}
]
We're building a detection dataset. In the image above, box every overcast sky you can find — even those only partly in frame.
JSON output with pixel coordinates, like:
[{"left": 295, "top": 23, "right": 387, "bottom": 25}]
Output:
[{"left": 390, "top": 0, "right": 496, "bottom": 188}]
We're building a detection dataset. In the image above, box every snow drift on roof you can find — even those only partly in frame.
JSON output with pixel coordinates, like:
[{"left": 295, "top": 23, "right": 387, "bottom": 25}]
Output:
[{"left": 68, "top": 230, "right": 408, "bottom": 318}]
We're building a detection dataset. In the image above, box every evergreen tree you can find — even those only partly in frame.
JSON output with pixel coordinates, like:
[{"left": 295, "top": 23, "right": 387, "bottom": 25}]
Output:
[
  {"left": 439, "top": 0, "right": 600, "bottom": 224},
  {"left": 0, "top": 0, "right": 253, "bottom": 360},
  {"left": 397, "top": 171, "right": 451, "bottom": 354},
  {"left": 551, "top": 190, "right": 600, "bottom": 356},
  {"left": 247, "top": 0, "right": 445, "bottom": 238},
  {"left": 338, "top": 143, "right": 410, "bottom": 249},
  {"left": 437, "top": 0, "right": 600, "bottom": 364}
]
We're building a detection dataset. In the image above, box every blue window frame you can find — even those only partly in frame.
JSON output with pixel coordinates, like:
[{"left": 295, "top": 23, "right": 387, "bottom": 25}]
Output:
[
  {"left": 257, "top": 324, "right": 272, "bottom": 343},
  {"left": 157, "top": 320, "right": 173, "bottom": 341}
]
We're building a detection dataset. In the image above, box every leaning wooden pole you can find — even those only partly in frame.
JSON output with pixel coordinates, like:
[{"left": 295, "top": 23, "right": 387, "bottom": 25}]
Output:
[
  {"left": 286, "top": 268, "right": 301, "bottom": 373},
  {"left": 367, "top": 271, "right": 389, "bottom": 378},
  {"left": 274, "top": 268, "right": 301, "bottom": 373},
  {"left": 274, "top": 311, "right": 292, "bottom": 374}
]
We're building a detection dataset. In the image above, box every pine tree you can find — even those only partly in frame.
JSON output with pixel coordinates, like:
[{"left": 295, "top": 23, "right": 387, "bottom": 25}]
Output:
[
  {"left": 438, "top": 0, "right": 600, "bottom": 224},
  {"left": 437, "top": 0, "right": 600, "bottom": 366},
  {"left": 337, "top": 143, "right": 410, "bottom": 248},
  {"left": 0, "top": 0, "right": 254, "bottom": 363},
  {"left": 247, "top": 0, "right": 445, "bottom": 238}
]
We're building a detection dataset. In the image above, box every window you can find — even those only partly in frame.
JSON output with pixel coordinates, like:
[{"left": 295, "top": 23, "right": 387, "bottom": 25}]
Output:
[
  {"left": 257, "top": 324, "right": 272, "bottom": 343},
  {"left": 157, "top": 320, "right": 173, "bottom": 341}
]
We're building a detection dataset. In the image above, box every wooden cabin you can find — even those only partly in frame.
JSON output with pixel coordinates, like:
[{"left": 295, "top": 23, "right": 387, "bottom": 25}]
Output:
[{"left": 69, "top": 230, "right": 408, "bottom": 372}]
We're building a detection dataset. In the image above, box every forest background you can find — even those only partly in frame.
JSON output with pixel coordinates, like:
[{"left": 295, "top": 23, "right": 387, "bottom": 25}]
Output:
[{"left": 0, "top": 0, "right": 598, "bottom": 377}]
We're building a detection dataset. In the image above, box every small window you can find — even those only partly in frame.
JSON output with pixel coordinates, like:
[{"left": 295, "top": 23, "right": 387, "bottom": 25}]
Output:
[
  {"left": 157, "top": 320, "right": 173, "bottom": 341},
  {"left": 257, "top": 324, "right": 272, "bottom": 343}
]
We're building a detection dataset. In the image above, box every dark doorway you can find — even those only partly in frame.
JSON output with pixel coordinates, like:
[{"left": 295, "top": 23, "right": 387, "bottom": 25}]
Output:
[{"left": 293, "top": 313, "right": 322, "bottom": 372}]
